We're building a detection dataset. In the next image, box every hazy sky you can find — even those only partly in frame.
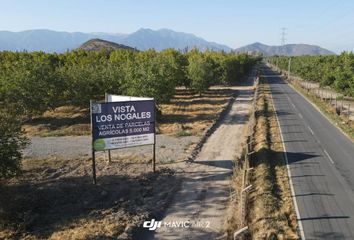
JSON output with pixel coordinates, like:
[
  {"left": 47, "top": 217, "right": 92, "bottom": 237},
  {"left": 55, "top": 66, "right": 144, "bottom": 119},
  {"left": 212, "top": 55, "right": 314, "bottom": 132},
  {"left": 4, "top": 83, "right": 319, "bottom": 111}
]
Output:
[{"left": 1, "top": 0, "right": 354, "bottom": 53}]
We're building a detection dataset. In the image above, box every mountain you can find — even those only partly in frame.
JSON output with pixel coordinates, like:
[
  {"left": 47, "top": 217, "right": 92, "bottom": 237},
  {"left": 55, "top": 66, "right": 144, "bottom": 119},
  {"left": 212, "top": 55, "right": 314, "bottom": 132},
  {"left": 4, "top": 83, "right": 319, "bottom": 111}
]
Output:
[
  {"left": 235, "top": 42, "right": 335, "bottom": 56},
  {"left": 78, "top": 38, "right": 136, "bottom": 51},
  {"left": 117, "top": 28, "right": 231, "bottom": 51},
  {"left": 0, "top": 28, "right": 232, "bottom": 53},
  {"left": 0, "top": 29, "right": 96, "bottom": 52}
]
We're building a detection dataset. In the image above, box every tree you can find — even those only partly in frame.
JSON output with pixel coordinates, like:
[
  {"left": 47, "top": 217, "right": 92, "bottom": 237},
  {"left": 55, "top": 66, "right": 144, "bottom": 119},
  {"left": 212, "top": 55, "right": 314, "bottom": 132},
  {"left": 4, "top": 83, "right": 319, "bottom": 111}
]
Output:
[
  {"left": 0, "top": 49, "right": 258, "bottom": 114},
  {"left": 269, "top": 54, "right": 354, "bottom": 97},
  {"left": 0, "top": 106, "right": 28, "bottom": 178},
  {"left": 0, "top": 52, "right": 63, "bottom": 116},
  {"left": 187, "top": 51, "right": 214, "bottom": 95},
  {"left": 123, "top": 50, "right": 177, "bottom": 104}
]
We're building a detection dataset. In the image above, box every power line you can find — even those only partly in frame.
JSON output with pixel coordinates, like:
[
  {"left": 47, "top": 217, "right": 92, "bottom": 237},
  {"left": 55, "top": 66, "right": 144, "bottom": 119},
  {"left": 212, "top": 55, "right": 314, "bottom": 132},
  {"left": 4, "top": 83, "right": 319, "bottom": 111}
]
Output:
[{"left": 281, "top": 27, "right": 287, "bottom": 46}]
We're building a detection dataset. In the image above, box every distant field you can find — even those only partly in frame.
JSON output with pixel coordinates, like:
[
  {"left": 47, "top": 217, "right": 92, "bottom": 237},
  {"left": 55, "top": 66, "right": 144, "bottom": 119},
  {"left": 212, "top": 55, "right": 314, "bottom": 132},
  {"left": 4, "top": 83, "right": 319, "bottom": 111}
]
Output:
[
  {"left": 159, "top": 87, "right": 235, "bottom": 136},
  {"left": 23, "top": 87, "right": 235, "bottom": 137}
]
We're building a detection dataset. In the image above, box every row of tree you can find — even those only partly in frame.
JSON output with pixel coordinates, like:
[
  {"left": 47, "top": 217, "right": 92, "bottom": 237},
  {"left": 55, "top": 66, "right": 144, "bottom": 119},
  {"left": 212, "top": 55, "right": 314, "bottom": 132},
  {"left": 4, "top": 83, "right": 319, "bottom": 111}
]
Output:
[
  {"left": 0, "top": 48, "right": 259, "bottom": 178},
  {"left": 0, "top": 49, "right": 258, "bottom": 117},
  {"left": 267, "top": 53, "right": 354, "bottom": 97}
]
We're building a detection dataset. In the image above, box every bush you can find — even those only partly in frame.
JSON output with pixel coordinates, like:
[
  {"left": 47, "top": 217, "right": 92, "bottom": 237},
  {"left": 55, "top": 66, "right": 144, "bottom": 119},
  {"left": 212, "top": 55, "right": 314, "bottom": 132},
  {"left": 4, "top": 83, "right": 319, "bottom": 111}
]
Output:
[{"left": 0, "top": 106, "right": 28, "bottom": 178}]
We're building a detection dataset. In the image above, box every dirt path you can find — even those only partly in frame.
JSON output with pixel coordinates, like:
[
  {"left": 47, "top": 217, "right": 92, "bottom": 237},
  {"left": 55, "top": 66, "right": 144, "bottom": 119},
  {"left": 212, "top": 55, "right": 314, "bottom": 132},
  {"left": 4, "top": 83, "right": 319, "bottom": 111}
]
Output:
[{"left": 145, "top": 73, "right": 256, "bottom": 240}]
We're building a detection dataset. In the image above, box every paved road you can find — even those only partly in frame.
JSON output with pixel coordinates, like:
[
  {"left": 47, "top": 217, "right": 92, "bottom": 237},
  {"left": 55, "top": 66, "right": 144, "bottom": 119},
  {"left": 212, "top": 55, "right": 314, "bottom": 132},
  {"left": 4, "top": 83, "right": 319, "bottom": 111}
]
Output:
[{"left": 264, "top": 65, "right": 354, "bottom": 240}]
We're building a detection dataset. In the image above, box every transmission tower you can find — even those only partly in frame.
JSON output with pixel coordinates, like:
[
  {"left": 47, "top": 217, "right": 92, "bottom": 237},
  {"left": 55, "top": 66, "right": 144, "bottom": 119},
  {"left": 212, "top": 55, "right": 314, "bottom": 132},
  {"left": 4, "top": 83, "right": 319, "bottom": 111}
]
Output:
[{"left": 281, "top": 27, "right": 287, "bottom": 46}]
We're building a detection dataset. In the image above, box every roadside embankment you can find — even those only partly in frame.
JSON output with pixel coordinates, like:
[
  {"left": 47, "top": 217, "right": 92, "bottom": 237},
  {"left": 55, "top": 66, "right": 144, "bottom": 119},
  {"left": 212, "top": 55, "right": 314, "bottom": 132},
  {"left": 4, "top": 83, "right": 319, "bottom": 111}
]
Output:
[{"left": 226, "top": 75, "right": 299, "bottom": 239}]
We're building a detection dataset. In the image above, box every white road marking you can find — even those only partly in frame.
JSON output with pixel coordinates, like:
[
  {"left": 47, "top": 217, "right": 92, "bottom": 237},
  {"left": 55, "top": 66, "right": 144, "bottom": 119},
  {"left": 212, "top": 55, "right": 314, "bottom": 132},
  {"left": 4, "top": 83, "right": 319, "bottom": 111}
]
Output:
[
  {"left": 324, "top": 150, "right": 335, "bottom": 164},
  {"left": 287, "top": 96, "right": 296, "bottom": 109},
  {"left": 298, "top": 113, "right": 303, "bottom": 119},
  {"left": 283, "top": 90, "right": 297, "bottom": 109},
  {"left": 308, "top": 126, "right": 314, "bottom": 135},
  {"left": 286, "top": 78, "right": 353, "bottom": 142},
  {"left": 269, "top": 86, "right": 306, "bottom": 240}
]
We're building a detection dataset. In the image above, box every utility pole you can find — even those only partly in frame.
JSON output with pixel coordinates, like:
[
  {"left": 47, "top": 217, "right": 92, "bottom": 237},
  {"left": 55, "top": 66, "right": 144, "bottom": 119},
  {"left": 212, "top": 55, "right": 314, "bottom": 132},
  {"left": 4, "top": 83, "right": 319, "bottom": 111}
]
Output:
[
  {"left": 281, "top": 27, "right": 287, "bottom": 46},
  {"left": 288, "top": 58, "right": 291, "bottom": 77},
  {"left": 275, "top": 27, "right": 287, "bottom": 72}
]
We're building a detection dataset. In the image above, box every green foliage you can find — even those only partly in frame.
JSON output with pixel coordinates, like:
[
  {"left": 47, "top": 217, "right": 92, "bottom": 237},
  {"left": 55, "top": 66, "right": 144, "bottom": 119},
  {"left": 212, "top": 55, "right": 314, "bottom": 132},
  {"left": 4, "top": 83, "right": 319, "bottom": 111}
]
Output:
[
  {"left": 0, "top": 52, "right": 63, "bottom": 116},
  {"left": 160, "top": 49, "right": 189, "bottom": 88},
  {"left": 175, "top": 129, "right": 192, "bottom": 137},
  {"left": 268, "top": 53, "right": 354, "bottom": 97},
  {"left": 0, "top": 106, "right": 28, "bottom": 178},
  {"left": 123, "top": 50, "right": 177, "bottom": 103},
  {"left": 187, "top": 50, "right": 214, "bottom": 94},
  {"left": 0, "top": 49, "right": 258, "bottom": 115}
]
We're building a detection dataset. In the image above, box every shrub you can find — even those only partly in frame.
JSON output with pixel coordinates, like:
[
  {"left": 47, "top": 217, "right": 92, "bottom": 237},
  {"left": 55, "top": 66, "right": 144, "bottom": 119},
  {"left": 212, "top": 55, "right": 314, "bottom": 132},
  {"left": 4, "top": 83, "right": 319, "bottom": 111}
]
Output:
[{"left": 0, "top": 106, "right": 28, "bottom": 178}]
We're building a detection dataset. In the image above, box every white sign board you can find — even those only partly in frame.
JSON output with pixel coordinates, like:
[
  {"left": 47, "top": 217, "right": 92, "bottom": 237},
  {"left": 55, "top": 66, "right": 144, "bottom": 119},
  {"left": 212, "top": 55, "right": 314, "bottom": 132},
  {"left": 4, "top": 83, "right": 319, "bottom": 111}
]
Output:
[{"left": 107, "top": 94, "right": 153, "bottom": 103}]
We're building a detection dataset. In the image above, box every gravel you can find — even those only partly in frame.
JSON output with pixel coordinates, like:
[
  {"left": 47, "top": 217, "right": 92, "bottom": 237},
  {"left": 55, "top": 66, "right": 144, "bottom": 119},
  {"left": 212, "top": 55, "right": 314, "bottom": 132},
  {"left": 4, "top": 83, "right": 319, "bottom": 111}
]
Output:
[{"left": 23, "top": 134, "right": 199, "bottom": 163}]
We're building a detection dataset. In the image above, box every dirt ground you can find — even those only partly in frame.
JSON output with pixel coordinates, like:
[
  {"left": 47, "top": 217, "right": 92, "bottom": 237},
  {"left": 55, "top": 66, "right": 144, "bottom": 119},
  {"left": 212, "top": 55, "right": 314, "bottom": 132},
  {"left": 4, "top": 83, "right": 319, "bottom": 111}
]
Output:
[
  {"left": 23, "top": 88, "right": 234, "bottom": 137},
  {"left": 23, "top": 135, "right": 199, "bottom": 164},
  {"left": 159, "top": 87, "right": 234, "bottom": 135},
  {"left": 1, "top": 86, "right": 237, "bottom": 240},
  {"left": 151, "top": 73, "right": 256, "bottom": 240},
  {"left": 23, "top": 106, "right": 91, "bottom": 137},
  {"left": 0, "top": 156, "right": 181, "bottom": 240}
]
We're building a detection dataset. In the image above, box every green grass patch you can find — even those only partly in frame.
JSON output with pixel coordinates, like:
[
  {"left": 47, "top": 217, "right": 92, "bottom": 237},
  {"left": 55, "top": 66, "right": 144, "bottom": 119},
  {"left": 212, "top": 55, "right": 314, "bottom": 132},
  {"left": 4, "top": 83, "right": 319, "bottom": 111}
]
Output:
[
  {"left": 175, "top": 130, "right": 192, "bottom": 137},
  {"left": 40, "top": 127, "right": 90, "bottom": 137}
]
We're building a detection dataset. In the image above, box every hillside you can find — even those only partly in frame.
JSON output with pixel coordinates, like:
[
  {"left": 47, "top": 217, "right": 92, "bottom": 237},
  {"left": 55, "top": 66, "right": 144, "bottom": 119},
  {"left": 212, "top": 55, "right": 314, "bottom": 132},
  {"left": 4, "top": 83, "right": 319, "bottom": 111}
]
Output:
[
  {"left": 78, "top": 38, "right": 136, "bottom": 51},
  {"left": 117, "top": 28, "right": 231, "bottom": 51},
  {"left": 0, "top": 28, "right": 232, "bottom": 53},
  {"left": 235, "top": 42, "right": 335, "bottom": 56}
]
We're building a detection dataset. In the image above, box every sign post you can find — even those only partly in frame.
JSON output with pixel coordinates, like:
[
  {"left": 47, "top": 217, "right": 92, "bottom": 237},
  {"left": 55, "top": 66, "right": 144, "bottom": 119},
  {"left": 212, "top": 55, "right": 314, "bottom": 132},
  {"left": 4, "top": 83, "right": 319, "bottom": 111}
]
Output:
[
  {"left": 90, "top": 100, "right": 97, "bottom": 184},
  {"left": 153, "top": 106, "right": 156, "bottom": 173},
  {"left": 90, "top": 96, "right": 156, "bottom": 183},
  {"left": 104, "top": 93, "right": 112, "bottom": 163}
]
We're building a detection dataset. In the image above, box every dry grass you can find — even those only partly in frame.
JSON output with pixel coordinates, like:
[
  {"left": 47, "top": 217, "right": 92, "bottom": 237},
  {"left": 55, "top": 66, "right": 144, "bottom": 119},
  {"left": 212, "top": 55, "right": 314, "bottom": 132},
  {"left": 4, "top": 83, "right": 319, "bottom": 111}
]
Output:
[
  {"left": 23, "top": 87, "right": 235, "bottom": 137},
  {"left": 159, "top": 87, "right": 235, "bottom": 136},
  {"left": 247, "top": 81, "right": 298, "bottom": 239},
  {"left": 289, "top": 81, "right": 354, "bottom": 141},
  {"left": 23, "top": 106, "right": 91, "bottom": 137},
  {"left": 225, "top": 148, "right": 247, "bottom": 238},
  {"left": 0, "top": 156, "right": 180, "bottom": 240}
]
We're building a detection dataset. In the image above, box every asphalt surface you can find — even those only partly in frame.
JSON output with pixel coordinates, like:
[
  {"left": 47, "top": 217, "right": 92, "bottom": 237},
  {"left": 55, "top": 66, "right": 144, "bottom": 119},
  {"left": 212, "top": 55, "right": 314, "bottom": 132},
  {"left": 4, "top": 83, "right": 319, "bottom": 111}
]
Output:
[{"left": 264, "top": 65, "right": 354, "bottom": 240}]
